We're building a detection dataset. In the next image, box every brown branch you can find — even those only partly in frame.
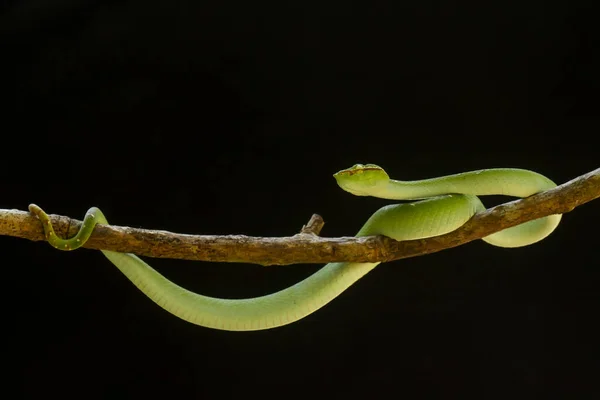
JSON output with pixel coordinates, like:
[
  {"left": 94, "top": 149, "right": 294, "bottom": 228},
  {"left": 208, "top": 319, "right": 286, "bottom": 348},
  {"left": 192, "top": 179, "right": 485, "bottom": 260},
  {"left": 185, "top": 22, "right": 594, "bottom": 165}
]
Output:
[{"left": 1, "top": 168, "right": 598, "bottom": 266}]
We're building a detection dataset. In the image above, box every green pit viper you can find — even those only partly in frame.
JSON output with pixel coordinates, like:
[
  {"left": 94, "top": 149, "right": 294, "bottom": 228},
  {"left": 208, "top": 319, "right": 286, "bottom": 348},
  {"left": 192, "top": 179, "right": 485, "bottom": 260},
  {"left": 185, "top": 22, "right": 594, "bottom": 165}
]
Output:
[{"left": 29, "top": 164, "right": 561, "bottom": 331}]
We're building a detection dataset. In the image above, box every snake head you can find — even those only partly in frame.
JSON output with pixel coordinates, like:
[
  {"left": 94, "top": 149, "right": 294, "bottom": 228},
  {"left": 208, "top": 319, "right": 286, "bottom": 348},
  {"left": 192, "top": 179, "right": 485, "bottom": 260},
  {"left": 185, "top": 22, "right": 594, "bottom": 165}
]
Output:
[{"left": 333, "top": 163, "right": 390, "bottom": 196}]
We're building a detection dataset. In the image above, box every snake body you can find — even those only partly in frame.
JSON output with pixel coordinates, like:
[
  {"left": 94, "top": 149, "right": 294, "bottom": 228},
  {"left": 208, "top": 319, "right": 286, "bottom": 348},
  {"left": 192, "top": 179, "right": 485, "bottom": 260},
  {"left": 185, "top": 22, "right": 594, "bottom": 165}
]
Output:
[{"left": 29, "top": 164, "right": 561, "bottom": 331}]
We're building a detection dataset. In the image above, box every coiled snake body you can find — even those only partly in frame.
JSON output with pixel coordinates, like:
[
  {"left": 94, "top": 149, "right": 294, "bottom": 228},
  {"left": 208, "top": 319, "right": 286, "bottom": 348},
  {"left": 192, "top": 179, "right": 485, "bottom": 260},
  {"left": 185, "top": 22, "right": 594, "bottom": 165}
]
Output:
[{"left": 29, "top": 164, "right": 561, "bottom": 331}]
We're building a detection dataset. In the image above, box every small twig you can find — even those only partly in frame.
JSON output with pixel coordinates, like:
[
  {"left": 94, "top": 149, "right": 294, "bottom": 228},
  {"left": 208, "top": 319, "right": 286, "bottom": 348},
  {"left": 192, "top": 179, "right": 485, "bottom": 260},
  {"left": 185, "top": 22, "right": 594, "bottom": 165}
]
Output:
[
  {"left": 300, "top": 214, "right": 325, "bottom": 236},
  {"left": 0, "top": 168, "right": 598, "bottom": 266}
]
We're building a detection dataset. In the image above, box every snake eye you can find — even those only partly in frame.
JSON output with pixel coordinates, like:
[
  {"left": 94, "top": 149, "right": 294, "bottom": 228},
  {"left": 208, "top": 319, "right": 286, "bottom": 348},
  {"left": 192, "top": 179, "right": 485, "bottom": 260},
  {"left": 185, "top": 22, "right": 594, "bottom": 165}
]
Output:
[{"left": 361, "top": 164, "right": 385, "bottom": 173}]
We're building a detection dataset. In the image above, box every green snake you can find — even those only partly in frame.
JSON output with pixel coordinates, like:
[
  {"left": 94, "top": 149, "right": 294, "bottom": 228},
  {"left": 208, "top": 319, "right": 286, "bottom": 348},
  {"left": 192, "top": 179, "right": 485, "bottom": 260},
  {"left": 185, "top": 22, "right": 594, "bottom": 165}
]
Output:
[{"left": 29, "top": 164, "right": 561, "bottom": 331}]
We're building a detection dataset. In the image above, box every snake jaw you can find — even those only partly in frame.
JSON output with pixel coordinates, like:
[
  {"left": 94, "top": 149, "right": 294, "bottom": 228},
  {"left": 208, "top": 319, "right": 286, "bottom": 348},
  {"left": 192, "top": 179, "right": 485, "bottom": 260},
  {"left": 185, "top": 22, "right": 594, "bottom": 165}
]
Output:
[{"left": 333, "top": 163, "right": 390, "bottom": 196}]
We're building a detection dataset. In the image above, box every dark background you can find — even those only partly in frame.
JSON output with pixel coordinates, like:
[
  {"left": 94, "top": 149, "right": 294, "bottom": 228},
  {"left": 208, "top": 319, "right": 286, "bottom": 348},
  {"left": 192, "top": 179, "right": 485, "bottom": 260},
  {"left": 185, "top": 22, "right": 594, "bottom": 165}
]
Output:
[{"left": 2, "top": 1, "right": 599, "bottom": 398}]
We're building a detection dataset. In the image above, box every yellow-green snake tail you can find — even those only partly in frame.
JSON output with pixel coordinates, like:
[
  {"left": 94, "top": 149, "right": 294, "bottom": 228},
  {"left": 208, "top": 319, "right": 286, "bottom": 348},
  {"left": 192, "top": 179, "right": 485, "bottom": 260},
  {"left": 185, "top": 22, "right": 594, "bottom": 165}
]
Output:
[{"left": 29, "top": 164, "right": 562, "bottom": 331}]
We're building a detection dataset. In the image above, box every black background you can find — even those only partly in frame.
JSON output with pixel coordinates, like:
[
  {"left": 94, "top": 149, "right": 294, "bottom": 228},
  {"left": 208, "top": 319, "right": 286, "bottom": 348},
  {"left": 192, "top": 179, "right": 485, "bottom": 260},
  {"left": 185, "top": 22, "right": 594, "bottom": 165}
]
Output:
[{"left": 2, "top": 1, "right": 599, "bottom": 398}]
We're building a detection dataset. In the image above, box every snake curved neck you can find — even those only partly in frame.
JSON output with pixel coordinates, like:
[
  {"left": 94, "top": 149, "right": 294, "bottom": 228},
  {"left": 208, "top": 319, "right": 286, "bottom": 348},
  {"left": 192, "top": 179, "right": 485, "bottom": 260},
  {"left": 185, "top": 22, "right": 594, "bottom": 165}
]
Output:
[{"left": 374, "top": 168, "right": 557, "bottom": 200}]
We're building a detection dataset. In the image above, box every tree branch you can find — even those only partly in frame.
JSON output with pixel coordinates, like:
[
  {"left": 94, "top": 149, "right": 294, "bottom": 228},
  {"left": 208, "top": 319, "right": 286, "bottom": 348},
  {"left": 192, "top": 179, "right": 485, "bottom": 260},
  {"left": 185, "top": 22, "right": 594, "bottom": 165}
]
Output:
[{"left": 1, "top": 168, "right": 598, "bottom": 266}]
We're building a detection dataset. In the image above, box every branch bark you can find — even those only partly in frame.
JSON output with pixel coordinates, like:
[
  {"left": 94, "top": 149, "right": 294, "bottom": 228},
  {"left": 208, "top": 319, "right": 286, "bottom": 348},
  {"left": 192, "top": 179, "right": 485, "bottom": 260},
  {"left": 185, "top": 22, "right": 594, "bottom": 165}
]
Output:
[{"left": 1, "top": 168, "right": 598, "bottom": 266}]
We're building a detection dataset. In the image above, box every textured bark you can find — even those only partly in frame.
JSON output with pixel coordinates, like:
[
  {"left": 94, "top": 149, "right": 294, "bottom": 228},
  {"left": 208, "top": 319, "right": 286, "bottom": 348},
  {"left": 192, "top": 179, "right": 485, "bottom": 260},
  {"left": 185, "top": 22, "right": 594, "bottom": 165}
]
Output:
[{"left": 1, "top": 168, "right": 598, "bottom": 266}]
